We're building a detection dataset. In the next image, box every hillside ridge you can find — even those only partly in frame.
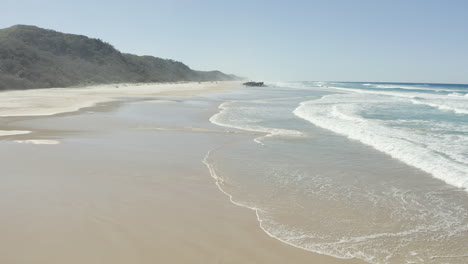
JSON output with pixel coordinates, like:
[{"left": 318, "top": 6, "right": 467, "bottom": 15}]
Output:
[{"left": 0, "top": 25, "right": 240, "bottom": 90}]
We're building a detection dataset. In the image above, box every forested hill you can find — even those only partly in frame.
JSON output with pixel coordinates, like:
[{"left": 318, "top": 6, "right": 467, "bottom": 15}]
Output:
[{"left": 0, "top": 25, "right": 240, "bottom": 90}]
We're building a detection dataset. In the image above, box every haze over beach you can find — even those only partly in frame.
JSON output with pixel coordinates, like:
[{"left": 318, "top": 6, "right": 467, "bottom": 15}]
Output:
[{"left": 0, "top": 1, "right": 467, "bottom": 264}]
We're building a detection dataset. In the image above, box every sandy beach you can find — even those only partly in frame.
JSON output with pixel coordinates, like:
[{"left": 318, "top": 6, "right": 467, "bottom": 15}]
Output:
[
  {"left": 2, "top": 2, "right": 466, "bottom": 262},
  {"left": 0, "top": 82, "right": 364, "bottom": 264}
]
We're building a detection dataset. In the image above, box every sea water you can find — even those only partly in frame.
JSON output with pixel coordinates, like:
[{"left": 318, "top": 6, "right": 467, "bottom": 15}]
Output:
[{"left": 203, "top": 82, "right": 468, "bottom": 263}]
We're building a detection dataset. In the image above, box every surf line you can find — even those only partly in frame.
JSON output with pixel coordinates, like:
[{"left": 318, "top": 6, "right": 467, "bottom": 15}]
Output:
[{"left": 202, "top": 146, "right": 352, "bottom": 259}]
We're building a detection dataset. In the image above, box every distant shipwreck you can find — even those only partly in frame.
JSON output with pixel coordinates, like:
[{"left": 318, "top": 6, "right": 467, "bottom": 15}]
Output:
[{"left": 243, "top": 81, "right": 266, "bottom": 87}]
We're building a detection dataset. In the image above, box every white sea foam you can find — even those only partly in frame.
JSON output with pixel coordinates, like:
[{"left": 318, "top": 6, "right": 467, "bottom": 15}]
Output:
[
  {"left": 0, "top": 130, "right": 31, "bottom": 137},
  {"left": 203, "top": 150, "right": 361, "bottom": 261},
  {"left": 204, "top": 148, "right": 468, "bottom": 263},
  {"left": 293, "top": 94, "right": 468, "bottom": 190},
  {"left": 373, "top": 84, "right": 467, "bottom": 93},
  {"left": 411, "top": 99, "right": 468, "bottom": 114},
  {"left": 273, "top": 82, "right": 339, "bottom": 92},
  {"left": 330, "top": 86, "right": 468, "bottom": 116},
  {"left": 330, "top": 86, "right": 421, "bottom": 98},
  {"left": 206, "top": 84, "right": 468, "bottom": 263},
  {"left": 14, "top": 140, "right": 60, "bottom": 145},
  {"left": 375, "top": 84, "right": 433, "bottom": 90},
  {"left": 210, "top": 101, "right": 302, "bottom": 144},
  {"left": 448, "top": 92, "right": 467, "bottom": 97}
]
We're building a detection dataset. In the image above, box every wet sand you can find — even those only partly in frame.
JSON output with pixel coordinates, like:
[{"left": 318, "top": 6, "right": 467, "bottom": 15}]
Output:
[{"left": 0, "top": 82, "right": 364, "bottom": 263}]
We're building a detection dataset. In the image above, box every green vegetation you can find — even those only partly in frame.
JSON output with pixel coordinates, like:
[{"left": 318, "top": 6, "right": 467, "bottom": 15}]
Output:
[{"left": 0, "top": 25, "right": 240, "bottom": 90}]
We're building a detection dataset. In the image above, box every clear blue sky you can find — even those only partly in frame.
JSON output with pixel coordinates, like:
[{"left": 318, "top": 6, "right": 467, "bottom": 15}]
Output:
[{"left": 2, "top": 0, "right": 468, "bottom": 83}]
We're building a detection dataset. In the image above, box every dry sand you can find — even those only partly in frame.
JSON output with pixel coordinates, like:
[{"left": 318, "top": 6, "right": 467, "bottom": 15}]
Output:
[
  {"left": 0, "top": 82, "right": 364, "bottom": 264},
  {"left": 0, "top": 81, "right": 239, "bottom": 117}
]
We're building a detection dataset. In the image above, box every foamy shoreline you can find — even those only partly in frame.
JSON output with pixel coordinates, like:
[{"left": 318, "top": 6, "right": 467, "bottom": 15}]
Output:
[
  {"left": 0, "top": 130, "right": 31, "bottom": 136},
  {"left": 0, "top": 82, "right": 360, "bottom": 264},
  {"left": 0, "top": 81, "right": 241, "bottom": 117}
]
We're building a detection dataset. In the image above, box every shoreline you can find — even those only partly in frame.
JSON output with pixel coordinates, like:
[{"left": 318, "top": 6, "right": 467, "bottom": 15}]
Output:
[
  {"left": 0, "top": 82, "right": 365, "bottom": 263},
  {"left": 0, "top": 81, "right": 241, "bottom": 141},
  {"left": 0, "top": 81, "right": 241, "bottom": 118},
  {"left": 202, "top": 83, "right": 468, "bottom": 263}
]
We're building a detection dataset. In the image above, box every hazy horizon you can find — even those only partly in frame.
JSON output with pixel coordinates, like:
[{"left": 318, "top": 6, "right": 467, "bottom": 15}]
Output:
[{"left": 2, "top": 0, "right": 467, "bottom": 84}]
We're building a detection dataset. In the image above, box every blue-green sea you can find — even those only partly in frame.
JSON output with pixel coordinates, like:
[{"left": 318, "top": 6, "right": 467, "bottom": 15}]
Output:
[{"left": 204, "top": 81, "right": 468, "bottom": 263}]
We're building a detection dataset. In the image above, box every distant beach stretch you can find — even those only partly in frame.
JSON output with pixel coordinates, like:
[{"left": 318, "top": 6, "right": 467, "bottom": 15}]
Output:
[
  {"left": 0, "top": 81, "right": 466, "bottom": 264},
  {"left": 1, "top": 1, "right": 466, "bottom": 263},
  {"left": 0, "top": 81, "right": 353, "bottom": 264}
]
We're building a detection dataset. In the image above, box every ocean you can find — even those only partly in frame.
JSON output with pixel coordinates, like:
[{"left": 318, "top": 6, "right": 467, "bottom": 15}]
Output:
[{"left": 203, "top": 82, "right": 468, "bottom": 263}]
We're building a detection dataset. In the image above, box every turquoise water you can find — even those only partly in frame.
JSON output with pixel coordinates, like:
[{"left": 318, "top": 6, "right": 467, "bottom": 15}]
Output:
[
  {"left": 293, "top": 82, "right": 468, "bottom": 190},
  {"left": 204, "top": 82, "right": 468, "bottom": 263}
]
